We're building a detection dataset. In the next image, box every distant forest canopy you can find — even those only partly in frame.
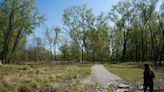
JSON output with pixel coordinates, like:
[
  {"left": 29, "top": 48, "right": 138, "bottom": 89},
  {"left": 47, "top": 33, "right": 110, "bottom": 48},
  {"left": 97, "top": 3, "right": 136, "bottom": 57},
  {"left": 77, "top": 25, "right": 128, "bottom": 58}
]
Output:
[{"left": 0, "top": 0, "right": 163, "bottom": 66}]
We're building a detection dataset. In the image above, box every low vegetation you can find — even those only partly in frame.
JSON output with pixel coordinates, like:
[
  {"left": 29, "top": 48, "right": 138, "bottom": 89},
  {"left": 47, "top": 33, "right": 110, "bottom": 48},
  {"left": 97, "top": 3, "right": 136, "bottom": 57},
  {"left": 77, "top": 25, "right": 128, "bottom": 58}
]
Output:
[
  {"left": 0, "top": 64, "right": 92, "bottom": 92},
  {"left": 104, "top": 62, "right": 164, "bottom": 82},
  {"left": 0, "top": 0, "right": 163, "bottom": 91},
  {"left": 0, "top": 62, "right": 163, "bottom": 92}
]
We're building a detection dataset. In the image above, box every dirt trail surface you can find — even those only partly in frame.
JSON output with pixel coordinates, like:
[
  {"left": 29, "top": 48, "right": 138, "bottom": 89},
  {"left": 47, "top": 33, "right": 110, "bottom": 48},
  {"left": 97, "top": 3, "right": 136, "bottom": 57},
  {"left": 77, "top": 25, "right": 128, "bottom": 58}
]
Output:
[{"left": 91, "top": 64, "right": 122, "bottom": 88}]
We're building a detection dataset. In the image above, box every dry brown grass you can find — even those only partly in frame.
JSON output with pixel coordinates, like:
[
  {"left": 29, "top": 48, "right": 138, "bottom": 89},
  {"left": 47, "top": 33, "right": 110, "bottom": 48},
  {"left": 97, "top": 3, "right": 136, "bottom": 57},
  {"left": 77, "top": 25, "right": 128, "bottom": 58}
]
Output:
[
  {"left": 78, "top": 76, "right": 96, "bottom": 92},
  {"left": 0, "top": 64, "right": 92, "bottom": 92}
]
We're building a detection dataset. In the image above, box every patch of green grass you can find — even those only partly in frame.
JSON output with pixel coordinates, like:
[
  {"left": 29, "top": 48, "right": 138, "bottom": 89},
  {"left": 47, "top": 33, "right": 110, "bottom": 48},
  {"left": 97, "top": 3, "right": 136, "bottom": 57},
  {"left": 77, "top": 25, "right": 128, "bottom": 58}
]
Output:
[
  {"left": 0, "top": 64, "right": 92, "bottom": 92},
  {"left": 104, "top": 64, "right": 164, "bottom": 82},
  {"left": 122, "top": 61, "right": 154, "bottom": 68},
  {"left": 104, "top": 65, "right": 143, "bottom": 82}
]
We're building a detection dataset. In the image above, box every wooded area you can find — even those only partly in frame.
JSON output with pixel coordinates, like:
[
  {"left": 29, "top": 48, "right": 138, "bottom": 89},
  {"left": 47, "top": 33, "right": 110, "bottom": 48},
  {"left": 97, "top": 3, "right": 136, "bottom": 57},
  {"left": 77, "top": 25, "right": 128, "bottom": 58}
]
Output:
[{"left": 0, "top": 0, "right": 163, "bottom": 66}]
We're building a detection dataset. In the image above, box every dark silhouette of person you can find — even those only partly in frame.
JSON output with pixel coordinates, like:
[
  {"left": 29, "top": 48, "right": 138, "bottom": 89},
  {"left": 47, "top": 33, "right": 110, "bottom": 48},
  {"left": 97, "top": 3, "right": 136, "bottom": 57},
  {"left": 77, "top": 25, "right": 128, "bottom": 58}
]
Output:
[{"left": 143, "top": 64, "right": 155, "bottom": 92}]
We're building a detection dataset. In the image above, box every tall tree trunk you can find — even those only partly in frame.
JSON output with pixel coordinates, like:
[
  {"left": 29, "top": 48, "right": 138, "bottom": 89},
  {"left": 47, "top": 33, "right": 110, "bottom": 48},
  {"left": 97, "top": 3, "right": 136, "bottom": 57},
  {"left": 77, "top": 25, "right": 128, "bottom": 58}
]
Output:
[
  {"left": 111, "top": 48, "right": 114, "bottom": 61},
  {"left": 116, "top": 48, "right": 119, "bottom": 61},
  {"left": 55, "top": 45, "right": 56, "bottom": 61},
  {"left": 81, "top": 48, "right": 84, "bottom": 63},
  {"left": 1, "top": 10, "right": 13, "bottom": 64},
  {"left": 122, "top": 31, "right": 129, "bottom": 62},
  {"left": 141, "top": 29, "right": 144, "bottom": 62},
  {"left": 136, "top": 44, "right": 138, "bottom": 62},
  {"left": 11, "top": 28, "right": 23, "bottom": 63},
  {"left": 145, "top": 37, "right": 148, "bottom": 60},
  {"left": 92, "top": 51, "right": 95, "bottom": 63},
  {"left": 12, "top": 28, "right": 22, "bottom": 53}
]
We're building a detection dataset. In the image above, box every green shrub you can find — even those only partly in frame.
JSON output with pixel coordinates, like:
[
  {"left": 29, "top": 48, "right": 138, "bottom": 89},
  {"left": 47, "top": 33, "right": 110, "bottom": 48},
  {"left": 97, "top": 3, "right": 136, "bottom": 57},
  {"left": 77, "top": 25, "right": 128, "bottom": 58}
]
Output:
[{"left": 43, "top": 79, "right": 50, "bottom": 86}]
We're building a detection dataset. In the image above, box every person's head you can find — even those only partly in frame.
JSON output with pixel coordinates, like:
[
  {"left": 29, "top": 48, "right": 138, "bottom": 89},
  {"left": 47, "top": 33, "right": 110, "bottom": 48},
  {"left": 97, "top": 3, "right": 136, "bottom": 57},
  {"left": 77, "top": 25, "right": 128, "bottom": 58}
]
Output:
[{"left": 144, "top": 64, "right": 150, "bottom": 70}]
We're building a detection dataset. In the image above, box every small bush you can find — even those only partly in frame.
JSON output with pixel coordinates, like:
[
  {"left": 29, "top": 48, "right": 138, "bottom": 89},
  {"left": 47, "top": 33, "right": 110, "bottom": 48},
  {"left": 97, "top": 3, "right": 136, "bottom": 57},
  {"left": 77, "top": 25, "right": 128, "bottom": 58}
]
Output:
[
  {"left": 43, "top": 79, "right": 50, "bottom": 86},
  {"left": 30, "top": 80, "right": 37, "bottom": 88}
]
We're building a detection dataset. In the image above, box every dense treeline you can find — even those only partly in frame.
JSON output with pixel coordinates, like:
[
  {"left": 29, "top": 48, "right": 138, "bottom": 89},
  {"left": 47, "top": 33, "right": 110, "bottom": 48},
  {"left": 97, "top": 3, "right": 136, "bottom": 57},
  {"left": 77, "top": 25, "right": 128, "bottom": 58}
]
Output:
[
  {"left": 0, "top": 0, "right": 163, "bottom": 66},
  {"left": 60, "top": 0, "right": 164, "bottom": 65}
]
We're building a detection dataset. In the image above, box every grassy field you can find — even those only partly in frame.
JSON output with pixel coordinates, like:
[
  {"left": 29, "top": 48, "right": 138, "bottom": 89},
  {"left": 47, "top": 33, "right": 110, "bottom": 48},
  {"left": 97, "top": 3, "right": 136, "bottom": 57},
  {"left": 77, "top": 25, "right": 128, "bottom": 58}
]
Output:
[
  {"left": 104, "top": 63, "right": 164, "bottom": 91},
  {"left": 104, "top": 63, "right": 164, "bottom": 82},
  {"left": 0, "top": 62, "right": 163, "bottom": 92},
  {"left": 0, "top": 64, "right": 92, "bottom": 92}
]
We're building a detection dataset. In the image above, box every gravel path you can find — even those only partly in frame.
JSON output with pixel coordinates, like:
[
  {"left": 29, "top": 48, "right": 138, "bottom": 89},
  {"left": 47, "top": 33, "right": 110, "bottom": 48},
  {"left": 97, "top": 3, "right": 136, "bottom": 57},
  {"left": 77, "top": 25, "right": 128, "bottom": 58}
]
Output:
[{"left": 91, "top": 64, "right": 122, "bottom": 88}]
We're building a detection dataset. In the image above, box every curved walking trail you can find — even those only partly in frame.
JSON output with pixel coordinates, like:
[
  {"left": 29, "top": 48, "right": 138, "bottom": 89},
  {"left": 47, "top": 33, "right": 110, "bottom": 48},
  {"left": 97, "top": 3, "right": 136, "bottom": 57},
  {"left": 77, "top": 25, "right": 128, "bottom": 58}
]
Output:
[
  {"left": 86, "top": 64, "right": 164, "bottom": 92},
  {"left": 89, "top": 64, "right": 129, "bottom": 92},
  {"left": 91, "top": 64, "right": 122, "bottom": 88}
]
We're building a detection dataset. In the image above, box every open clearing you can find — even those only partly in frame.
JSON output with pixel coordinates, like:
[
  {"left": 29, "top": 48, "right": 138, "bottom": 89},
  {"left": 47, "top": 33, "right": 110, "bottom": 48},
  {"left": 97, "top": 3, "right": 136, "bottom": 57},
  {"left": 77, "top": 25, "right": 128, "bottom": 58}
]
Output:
[{"left": 0, "top": 63, "right": 164, "bottom": 92}]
